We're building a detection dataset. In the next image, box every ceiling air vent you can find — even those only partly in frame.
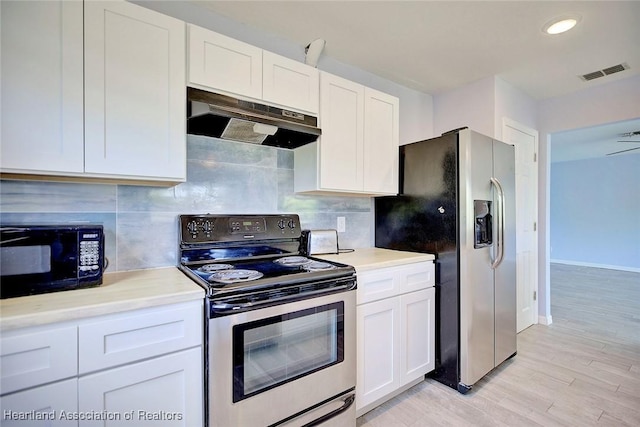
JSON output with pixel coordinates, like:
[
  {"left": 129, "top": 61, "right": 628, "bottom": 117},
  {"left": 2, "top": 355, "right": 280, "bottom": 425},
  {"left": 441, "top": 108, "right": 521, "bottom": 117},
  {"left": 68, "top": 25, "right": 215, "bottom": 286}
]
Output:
[{"left": 579, "top": 63, "right": 629, "bottom": 81}]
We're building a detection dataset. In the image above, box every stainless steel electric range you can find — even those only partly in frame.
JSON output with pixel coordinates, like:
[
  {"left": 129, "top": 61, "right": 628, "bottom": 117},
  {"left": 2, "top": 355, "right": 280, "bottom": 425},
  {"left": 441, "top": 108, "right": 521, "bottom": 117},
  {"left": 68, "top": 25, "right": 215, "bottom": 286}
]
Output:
[{"left": 178, "top": 214, "right": 357, "bottom": 427}]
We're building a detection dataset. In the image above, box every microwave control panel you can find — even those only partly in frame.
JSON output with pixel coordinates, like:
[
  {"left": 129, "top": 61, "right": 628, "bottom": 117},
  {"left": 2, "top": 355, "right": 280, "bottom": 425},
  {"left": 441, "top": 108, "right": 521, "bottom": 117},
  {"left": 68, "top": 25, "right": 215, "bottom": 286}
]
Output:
[{"left": 79, "top": 230, "right": 103, "bottom": 277}]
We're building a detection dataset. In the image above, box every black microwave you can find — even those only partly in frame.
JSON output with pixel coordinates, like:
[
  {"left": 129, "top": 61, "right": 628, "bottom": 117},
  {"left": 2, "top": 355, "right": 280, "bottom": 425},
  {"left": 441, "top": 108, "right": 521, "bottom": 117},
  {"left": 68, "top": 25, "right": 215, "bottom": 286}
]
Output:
[{"left": 0, "top": 225, "right": 105, "bottom": 299}]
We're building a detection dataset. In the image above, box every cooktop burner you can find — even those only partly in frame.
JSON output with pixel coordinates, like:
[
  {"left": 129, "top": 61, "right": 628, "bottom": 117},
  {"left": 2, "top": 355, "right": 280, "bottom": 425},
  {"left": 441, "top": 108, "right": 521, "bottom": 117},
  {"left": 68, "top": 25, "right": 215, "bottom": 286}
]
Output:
[
  {"left": 207, "top": 269, "right": 264, "bottom": 284},
  {"left": 274, "top": 256, "right": 312, "bottom": 267},
  {"left": 198, "top": 264, "right": 234, "bottom": 273},
  {"left": 303, "top": 261, "right": 336, "bottom": 271}
]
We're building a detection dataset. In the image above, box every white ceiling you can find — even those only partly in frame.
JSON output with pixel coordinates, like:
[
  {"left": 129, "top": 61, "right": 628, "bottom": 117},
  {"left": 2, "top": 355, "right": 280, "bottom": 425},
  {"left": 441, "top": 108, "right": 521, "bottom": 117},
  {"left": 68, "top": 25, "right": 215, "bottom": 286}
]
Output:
[{"left": 189, "top": 0, "right": 640, "bottom": 161}]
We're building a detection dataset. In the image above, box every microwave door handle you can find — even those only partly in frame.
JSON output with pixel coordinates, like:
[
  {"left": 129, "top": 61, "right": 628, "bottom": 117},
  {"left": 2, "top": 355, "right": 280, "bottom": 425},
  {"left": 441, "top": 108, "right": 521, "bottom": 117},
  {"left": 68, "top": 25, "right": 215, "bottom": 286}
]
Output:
[
  {"left": 301, "top": 393, "right": 355, "bottom": 427},
  {"left": 490, "top": 177, "right": 505, "bottom": 269}
]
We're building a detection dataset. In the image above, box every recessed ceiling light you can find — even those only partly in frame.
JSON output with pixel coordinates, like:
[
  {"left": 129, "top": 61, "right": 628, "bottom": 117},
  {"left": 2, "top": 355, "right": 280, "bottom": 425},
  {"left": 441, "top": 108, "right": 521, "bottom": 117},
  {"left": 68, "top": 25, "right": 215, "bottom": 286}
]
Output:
[{"left": 542, "top": 15, "right": 581, "bottom": 35}]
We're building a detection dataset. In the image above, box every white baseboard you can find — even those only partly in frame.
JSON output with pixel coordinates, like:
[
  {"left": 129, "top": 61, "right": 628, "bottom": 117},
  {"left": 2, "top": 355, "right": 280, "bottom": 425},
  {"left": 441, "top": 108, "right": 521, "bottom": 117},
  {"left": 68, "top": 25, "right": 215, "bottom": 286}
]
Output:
[
  {"left": 538, "top": 314, "right": 552, "bottom": 326},
  {"left": 550, "top": 259, "right": 640, "bottom": 273}
]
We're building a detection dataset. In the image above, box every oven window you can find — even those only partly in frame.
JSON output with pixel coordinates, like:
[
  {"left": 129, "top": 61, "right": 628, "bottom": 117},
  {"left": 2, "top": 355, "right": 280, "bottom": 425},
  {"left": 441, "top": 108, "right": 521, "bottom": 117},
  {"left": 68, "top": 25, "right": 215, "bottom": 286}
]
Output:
[{"left": 232, "top": 302, "right": 344, "bottom": 402}]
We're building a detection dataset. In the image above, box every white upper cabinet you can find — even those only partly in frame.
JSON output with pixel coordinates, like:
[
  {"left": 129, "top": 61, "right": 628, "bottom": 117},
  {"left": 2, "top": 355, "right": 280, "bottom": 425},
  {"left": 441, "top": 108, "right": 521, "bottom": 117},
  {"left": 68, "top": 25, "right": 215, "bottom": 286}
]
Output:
[
  {"left": 188, "top": 24, "right": 263, "bottom": 100},
  {"left": 262, "top": 51, "right": 319, "bottom": 114},
  {"left": 0, "top": 0, "right": 84, "bottom": 173},
  {"left": 187, "top": 25, "right": 319, "bottom": 114},
  {"left": 84, "top": 1, "right": 186, "bottom": 181},
  {"left": 294, "top": 72, "right": 399, "bottom": 196},
  {"left": 364, "top": 88, "right": 399, "bottom": 194},
  {"left": 319, "top": 73, "right": 365, "bottom": 191},
  {"left": 0, "top": 0, "right": 186, "bottom": 184}
]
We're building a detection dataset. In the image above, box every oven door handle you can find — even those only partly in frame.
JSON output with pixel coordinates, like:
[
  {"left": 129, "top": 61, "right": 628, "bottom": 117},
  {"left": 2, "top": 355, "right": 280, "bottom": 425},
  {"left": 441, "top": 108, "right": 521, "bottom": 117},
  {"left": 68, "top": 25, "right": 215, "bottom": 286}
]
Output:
[{"left": 301, "top": 393, "right": 355, "bottom": 427}]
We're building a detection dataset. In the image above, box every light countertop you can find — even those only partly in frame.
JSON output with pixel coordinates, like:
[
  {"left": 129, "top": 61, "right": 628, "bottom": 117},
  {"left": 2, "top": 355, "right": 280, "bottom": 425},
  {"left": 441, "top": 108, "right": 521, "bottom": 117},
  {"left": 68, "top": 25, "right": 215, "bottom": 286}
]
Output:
[
  {"left": 0, "top": 267, "right": 204, "bottom": 332},
  {"left": 318, "top": 247, "right": 434, "bottom": 272}
]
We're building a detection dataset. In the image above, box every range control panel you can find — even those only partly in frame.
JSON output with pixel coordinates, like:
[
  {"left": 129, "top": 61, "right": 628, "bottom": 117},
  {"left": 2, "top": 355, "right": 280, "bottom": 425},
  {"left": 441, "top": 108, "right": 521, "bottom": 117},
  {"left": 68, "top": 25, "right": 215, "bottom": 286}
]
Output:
[{"left": 180, "top": 214, "right": 301, "bottom": 244}]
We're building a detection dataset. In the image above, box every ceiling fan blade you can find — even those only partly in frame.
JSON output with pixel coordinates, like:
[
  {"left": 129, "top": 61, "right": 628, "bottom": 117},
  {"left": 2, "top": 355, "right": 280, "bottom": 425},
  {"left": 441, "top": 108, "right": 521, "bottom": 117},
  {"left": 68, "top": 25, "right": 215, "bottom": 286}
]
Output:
[
  {"left": 619, "top": 131, "right": 640, "bottom": 138},
  {"left": 606, "top": 146, "right": 640, "bottom": 156}
]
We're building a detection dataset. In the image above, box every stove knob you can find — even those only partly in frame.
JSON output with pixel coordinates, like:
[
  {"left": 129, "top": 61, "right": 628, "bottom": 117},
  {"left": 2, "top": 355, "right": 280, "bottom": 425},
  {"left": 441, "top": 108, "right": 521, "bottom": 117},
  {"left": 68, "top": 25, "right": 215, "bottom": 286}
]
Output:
[
  {"left": 287, "top": 219, "right": 296, "bottom": 229},
  {"left": 203, "top": 220, "right": 213, "bottom": 236},
  {"left": 277, "top": 219, "right": 286, "bottom": 230},
  {"left": 187, "top": 220, "right": 198, "bottom": 237}
]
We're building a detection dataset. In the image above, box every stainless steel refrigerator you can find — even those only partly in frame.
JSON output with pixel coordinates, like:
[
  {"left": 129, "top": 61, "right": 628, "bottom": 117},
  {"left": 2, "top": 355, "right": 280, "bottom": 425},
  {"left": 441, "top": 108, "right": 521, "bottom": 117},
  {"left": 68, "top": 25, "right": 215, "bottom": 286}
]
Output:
[{"left": 375, "top": 127, "right": 517, "bottom": 393}]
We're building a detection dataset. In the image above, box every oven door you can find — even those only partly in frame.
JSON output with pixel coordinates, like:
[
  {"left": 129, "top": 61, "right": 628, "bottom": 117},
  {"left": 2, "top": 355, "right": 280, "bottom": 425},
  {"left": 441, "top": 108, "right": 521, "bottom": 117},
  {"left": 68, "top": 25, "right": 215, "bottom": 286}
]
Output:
[{"left": 208, "top": 289, "right": 356, "bottom": 427}]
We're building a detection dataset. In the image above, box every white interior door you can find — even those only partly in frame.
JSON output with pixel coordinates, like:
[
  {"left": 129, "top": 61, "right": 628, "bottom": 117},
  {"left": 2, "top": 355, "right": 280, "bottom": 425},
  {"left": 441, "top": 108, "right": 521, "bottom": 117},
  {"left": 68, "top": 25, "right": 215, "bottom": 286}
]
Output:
[{"left": 502, "top": 118, "right": 539, "bottom": 332}]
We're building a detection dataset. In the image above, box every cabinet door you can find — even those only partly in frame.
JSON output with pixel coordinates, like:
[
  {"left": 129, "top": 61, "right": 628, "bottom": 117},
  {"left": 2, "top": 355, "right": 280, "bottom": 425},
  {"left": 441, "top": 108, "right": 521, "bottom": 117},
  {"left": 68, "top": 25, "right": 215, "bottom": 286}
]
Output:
[
  {"left": 84, "top": 1, "right": 186, "bottom": 181},
  {"left": 363, "top": 88, "right": 399, "bottom": 195},
  {"left": 400, "top": 288, "right": 435, "bottom": 385},
  {"left": 0, "top": 0, "right": 84, "bottom": 174},
  {"left": 0, "top": 325, "right": 77, "bottom": 395},
  {"left": 318, "top": 73, "right": 364, "bottom": 191},
  {"left": 188, "top": 24, "right": 262, "bottom": 100},
  {"left": 356, "top": 298, "right": 400, "bottom": 412},
  {"left": 78, "top": 348, "right": 203, "bottom": 427},
  {"left": 0, "top": 379, "right": 78, "bottom": 427},
  {"left": 262, "top": 51, "right": 319, "bottom": 114}
]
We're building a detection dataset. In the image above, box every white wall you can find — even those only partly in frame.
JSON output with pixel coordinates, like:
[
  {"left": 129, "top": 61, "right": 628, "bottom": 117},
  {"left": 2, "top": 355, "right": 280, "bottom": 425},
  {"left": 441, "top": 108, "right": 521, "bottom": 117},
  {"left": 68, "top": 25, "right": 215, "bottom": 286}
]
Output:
[
  {"left": 433, "top": 76, "right": 495, "bottom": 137},
  {"left": 433, "top": 76, "right": 537, "bottom": 141},
  {"left": 494, "top": 77, "right": 537, "bottom": 140},
  {"left": 550, "top": 154, "right": 640, "bottom": 272}
]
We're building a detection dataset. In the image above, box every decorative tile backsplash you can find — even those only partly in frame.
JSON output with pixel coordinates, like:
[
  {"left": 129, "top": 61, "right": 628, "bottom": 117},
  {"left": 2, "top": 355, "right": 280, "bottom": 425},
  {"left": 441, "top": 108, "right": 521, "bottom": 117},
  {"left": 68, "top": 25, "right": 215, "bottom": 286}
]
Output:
[{"left": 0, "top": 136, "right": 373, "bottom": 272}]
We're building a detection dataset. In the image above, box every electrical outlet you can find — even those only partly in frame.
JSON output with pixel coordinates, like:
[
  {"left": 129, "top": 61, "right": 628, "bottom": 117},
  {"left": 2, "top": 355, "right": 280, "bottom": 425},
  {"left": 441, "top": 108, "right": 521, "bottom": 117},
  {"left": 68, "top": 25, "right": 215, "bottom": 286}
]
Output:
[{"left": 337, "top": 216, "right": 346, "bottom": 233}]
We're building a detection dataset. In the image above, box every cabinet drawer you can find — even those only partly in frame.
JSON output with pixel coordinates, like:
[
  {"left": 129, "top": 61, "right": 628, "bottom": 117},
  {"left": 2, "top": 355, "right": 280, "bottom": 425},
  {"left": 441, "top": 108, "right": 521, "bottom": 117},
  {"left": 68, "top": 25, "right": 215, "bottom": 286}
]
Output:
[
  {"left": 357, "top": 262, "right": 434, "bottom": 305},
  {"left": 399, "top": 262, "right": 434, "bottom": 294},
  {"left": 78, "top": 301, "right": 202, "bottom": 374},
  {"left": 357, "top": 268, "right": 398, "bottom": 305},
  {"left": 0, "top": 326, "right": 77, "bottom": 395}
]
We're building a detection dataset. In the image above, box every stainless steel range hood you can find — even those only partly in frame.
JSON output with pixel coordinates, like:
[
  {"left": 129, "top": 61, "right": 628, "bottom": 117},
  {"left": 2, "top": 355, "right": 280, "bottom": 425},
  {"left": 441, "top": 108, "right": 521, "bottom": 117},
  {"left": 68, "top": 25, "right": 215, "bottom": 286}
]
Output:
[{"left": 187, "top": 87, "right": 321, "bottom": 149}]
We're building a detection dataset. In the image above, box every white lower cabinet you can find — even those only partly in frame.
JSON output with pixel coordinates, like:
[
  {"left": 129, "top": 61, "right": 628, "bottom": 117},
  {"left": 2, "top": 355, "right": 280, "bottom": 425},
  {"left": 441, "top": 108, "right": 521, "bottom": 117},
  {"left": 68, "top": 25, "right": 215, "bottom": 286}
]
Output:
[
  {"left": 79, "top": 348, "right": 202, "bottom": 426},
  {"left": 0, "top": 301, "right": 203, "bottom": 426},
  {"left": 356, "top": 262, "right": 435, "bottom": 416},
  {"left": 357, "top": 297, "right": 401, "bottom": 408},
  {"left": 0, "top": 379, "right": 78, "bottom": 427},
  {"left": 400, "top": 288, "right": 435, "bottom": 385}
]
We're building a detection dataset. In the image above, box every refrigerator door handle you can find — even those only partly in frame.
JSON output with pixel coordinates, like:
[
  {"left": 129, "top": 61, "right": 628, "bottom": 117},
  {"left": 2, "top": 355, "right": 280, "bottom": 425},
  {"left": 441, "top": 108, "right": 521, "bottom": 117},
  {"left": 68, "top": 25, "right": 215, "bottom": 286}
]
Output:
[{"left": 490, "top": 177, "right": 505, "bottom": 269}]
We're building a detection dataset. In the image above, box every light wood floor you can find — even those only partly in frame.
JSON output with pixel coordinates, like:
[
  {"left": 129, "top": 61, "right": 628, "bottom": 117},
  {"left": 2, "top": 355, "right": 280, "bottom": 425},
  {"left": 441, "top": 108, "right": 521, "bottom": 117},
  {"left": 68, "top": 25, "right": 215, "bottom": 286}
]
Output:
[{"left": 356, "top": 264, "right": 640, "bottom": 426}]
